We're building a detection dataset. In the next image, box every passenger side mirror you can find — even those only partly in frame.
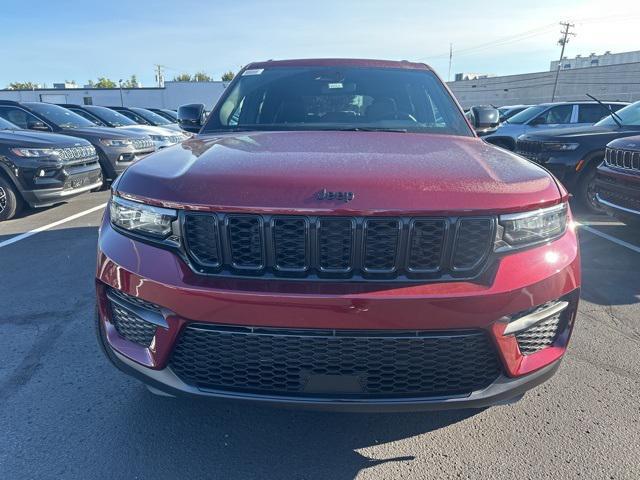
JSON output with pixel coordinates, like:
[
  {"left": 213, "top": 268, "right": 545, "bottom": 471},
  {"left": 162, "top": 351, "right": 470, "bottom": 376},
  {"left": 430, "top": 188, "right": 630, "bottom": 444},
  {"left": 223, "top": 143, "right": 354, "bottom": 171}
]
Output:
[
  {"left": 28, "top": 120, "right": 50, "bottom": 132},
  {"left": 178, "top": 103, "right": 206, "bottom": 133},
  {"left": 469, "top": 106, "right": 499, "bottom": 136}
]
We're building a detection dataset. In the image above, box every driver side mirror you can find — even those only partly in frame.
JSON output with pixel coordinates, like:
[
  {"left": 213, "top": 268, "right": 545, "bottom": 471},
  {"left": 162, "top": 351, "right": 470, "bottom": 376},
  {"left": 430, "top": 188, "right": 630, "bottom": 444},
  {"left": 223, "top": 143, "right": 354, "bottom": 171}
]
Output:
[
  {"left": 178, "top": 103, "right": 206, "bottom": 133},
  {"left": 469, "top": 106, "right": 499, "bottom": 136},
  {"left": 28, "top": 119, "right": 50, "bottom": 132}
]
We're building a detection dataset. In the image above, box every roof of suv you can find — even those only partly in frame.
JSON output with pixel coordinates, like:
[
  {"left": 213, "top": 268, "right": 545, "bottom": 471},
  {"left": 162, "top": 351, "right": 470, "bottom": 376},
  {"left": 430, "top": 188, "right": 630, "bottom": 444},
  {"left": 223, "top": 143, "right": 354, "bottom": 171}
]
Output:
[
  {"left": 535, "top": 101, "right": 628, "bottom": 107},
  {"left": 245, "top": 58, "right": 432, "bottom": 71}
]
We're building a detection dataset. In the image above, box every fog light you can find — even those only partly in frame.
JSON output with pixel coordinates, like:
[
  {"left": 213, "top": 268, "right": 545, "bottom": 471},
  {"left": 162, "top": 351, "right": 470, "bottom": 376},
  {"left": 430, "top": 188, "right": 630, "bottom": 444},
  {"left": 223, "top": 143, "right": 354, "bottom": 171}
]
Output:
[{"left": 38, "top": 169, "right": 46, "bottom": 177}]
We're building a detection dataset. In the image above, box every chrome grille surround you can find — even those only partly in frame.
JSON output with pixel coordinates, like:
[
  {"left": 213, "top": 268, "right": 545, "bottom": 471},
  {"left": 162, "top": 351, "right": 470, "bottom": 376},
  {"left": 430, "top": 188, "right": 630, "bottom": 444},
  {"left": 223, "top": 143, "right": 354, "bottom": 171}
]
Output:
[
  {"left": 604, "top": 147, "right": 640, "bottom": 173},
  {"left": 131, "top": 138, "right": 155, "bottom": 151},
  {"left": 53, "top": 145, "right": 97, "bottom": 162}
]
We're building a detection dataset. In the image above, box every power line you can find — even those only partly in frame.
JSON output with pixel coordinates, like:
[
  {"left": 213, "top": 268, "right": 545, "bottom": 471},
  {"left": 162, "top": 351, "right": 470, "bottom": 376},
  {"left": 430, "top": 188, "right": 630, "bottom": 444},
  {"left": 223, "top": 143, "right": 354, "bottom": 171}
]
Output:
[{"left": 551, "top": 22, "right": 576, "bottom": 101}]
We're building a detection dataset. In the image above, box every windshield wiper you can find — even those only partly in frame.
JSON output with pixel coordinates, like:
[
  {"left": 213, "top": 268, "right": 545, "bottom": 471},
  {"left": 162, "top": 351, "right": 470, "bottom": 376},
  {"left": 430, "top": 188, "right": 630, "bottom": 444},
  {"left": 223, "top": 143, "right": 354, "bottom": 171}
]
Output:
[
  {"left": 332, "top": 127, "right": 408, "bottom": 133},
  {"left": 586, "top": 93, "right": 624, "bottom": 127}
]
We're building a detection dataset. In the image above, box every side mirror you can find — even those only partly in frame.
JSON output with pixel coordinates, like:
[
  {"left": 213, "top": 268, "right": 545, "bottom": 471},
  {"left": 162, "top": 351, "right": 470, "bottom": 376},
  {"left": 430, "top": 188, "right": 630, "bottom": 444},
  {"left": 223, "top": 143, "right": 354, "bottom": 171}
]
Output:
[
  {"left": 469, "top": 106, "right": 499, "bottom": 136},
  {"left": 28, "top": 120, "right": 50, "bottom": 132},
  {"left": 177, "top": 103, "right": 206, "bottom": 133}
]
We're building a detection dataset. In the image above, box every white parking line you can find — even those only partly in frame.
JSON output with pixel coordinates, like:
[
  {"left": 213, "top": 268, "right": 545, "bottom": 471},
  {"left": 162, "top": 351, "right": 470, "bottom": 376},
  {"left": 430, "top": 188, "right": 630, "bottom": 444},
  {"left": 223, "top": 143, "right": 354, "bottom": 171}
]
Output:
[
  {"left": 580, "top": 224, "right": 640, "bottom": 255},
  {"left": 0, "top": 203, "right": 106, "bottom": 248}
]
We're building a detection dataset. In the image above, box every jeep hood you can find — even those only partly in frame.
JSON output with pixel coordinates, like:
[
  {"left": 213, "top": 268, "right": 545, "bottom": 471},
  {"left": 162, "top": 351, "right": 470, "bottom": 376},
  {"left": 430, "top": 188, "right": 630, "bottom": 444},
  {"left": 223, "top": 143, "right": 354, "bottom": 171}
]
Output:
[
  {"left": 116, "top": 131, "right": 561, "bottom": 214},
  {"left": 0, "top": 129, "right": 90, "bottom": 148},
  {"left": 519, "top": 125, "right": 619, "bottom": 141}
]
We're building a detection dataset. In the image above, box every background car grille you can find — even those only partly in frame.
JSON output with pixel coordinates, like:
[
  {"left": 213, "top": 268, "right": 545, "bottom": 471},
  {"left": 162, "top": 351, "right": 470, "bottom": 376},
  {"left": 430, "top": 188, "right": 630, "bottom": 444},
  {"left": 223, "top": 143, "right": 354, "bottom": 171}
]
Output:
[
  {"left": 132, "top": 138, "right": 155, "bottom": 151},
  {"left": 170, "top": 325, "right": 502, "bottom": 398},
  {"left": 54, "top": 145, "right": 96, "bottom": 162},
  {"left": 516, "top": 139, "right": 543, "bottom": 161},
  {"left": 604, "top": 147, "right": 640, "bottom": 173},
  {"left": 182, "top": 213, "right": 495, "bottom": 281},
  {"left": 597, "top": 187, "right": 640, "bottom": 212}
]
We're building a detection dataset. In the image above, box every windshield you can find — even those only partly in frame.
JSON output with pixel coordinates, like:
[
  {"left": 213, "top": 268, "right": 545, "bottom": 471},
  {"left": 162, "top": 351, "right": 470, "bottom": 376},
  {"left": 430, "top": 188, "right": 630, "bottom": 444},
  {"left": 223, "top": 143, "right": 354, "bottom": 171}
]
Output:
[
  {"left": 25, "top": 103, "right": 96, "bottom": 129},
  {"left": 595, "top": 101, "right": 640, "bottom": 127},
  {"left": 0, "top": 117, "right": 19, "bottom": 130},
  {"left": 203, "top": 66, "right": 472, "bottom": 136},
  {"left": 506, "top": 105, "right": 546, "bottom": 124},
  {"left": 87, "top": 106, "right": 137, "bottom": 127},
  {"left": 130, "top": 107, "right": 173, "bottom": 125}
]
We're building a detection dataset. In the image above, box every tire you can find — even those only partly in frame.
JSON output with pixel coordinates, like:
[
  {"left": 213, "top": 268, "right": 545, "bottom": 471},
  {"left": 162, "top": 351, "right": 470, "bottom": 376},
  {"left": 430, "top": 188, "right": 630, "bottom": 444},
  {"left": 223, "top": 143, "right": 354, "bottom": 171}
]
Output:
[
  {"left": 577, "top": 166, "right": 604, "bottom": 214},
  {"left": 0, "top": 176, "right": 21, "bottom": 221}
]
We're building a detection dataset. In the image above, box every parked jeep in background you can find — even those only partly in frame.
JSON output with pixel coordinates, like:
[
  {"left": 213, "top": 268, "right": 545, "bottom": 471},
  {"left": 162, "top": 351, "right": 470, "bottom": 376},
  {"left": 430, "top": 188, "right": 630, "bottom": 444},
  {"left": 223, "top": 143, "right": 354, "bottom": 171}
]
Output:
[
  {"left": 0, "top": 116, "right": 102, "bottom": 221},
  {"left": 596, "top": 135, "right": 640, "bottom": 227},
  {"left": 497, "top": 104, "right": 532, "bottom": 123},
  {"left": 107, "top": 106, "right": 182, "bottom": 132},
  {"left": 485, "top": 101, "right": 628, "bottom": 151},
  {"left": 0, "top": 101, "right": 155, "bottom": 185},
  {"left": 515, "top": 100, "right": 640, "bottom": 212}
]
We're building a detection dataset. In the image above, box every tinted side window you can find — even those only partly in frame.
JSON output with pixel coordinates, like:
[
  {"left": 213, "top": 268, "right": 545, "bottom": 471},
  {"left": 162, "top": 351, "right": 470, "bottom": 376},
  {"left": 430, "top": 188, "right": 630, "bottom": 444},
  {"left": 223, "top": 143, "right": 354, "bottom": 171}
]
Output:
[
  {"left": 0, "top": 106, "right": 42, "bottom": 129},
  {"left": 71, "top": 108, "right": 104, "bottom": 126},
  {"left": 577, "top": 104, "right": 609, "bottom": 123},
  {"left": 534, "top": 105, "right": 573, "bottom": 125}
]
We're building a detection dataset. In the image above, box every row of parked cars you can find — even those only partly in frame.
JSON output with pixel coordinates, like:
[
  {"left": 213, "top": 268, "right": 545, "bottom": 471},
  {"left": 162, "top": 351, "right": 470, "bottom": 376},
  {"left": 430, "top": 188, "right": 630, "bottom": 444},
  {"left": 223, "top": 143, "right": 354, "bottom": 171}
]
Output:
[
  {"left": 0, "top": 101, "right": 189, "bottom": 220},
  {"left": 465, "top": 99, "right": 640, "bottom": 224}
]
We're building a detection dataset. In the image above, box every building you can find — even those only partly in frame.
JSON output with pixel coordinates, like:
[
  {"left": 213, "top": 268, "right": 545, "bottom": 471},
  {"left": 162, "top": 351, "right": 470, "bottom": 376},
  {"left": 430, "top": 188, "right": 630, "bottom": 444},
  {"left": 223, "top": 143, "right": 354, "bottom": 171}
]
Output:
[
  {"left": 448, "top": 60, "right": 640, "bottom": 109},
  {"left": 53, "top": 82, "right": 79, "bottom": 89},
  {"left": 454, "top": 73, "right": 496, "bottom": 81},
  {"left": 0, "top": 81, "right": 228, "bottom": 110},
  {"left": 550, "top": 50, "right": 640, "bottom": 71}
]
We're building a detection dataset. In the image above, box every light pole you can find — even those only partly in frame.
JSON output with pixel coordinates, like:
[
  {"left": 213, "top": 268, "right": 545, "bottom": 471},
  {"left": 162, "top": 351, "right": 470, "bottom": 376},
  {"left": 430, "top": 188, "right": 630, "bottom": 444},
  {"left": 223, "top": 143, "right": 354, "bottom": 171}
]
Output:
[{"left": 118, "top": 79, "right": 124, "bottom": 106}]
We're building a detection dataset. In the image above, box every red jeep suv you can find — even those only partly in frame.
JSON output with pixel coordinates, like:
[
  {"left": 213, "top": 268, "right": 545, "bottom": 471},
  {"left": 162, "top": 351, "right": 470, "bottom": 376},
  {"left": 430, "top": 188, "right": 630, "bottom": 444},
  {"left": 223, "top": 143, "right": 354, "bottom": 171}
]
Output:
[{"left": 96, "top": 59, "right": 580, "bottom": 411}]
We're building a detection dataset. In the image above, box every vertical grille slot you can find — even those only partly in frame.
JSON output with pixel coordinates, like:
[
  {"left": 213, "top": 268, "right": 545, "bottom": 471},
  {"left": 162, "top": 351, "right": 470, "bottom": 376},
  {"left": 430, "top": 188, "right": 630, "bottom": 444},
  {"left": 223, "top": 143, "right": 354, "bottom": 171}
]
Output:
[
  {"left": 272, "top": 217, "right": 309, "bottom": 272},
  {"left": 362, "top": 218, "right": 401, "bottom": 273},
  {"left": 184, "top": 214, "right": 221, "bottom": 268},
  {"left": 226, "top": 216, "right": 264, "bottom": 270},
  {"left": 406, "top": 219, "right": 446, "bottom": 272},
  {"left": 452, "top": 218, "right": 493, "bottom": 271},
  {"left": 317, "top": 217, "right": 354, "bottom": 273}
]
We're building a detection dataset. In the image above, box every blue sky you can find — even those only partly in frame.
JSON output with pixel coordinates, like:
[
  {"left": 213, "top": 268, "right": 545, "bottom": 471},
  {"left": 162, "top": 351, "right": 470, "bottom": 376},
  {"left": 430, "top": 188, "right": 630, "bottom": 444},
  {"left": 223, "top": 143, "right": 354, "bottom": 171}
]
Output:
[{"left": 1, "top": 0, "right": 638, "bottom": 87}]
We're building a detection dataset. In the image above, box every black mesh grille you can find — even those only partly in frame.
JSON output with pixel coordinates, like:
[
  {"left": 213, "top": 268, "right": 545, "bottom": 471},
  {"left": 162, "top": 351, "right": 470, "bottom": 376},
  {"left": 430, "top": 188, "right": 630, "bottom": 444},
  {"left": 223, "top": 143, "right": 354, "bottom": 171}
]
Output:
[
  {"left": 273, "top": 217, "right": 308, "bottom": 271},
  {"left": 363, "top": 219, "right": 400, "bottom": 272},
  {"left": 182, "top": 213, "right": 494, "bottom": 281},
  {"left": 227, "top": 216, "right": 264, "bottom": 269},
  {"left": 516, "top": 139, "right": 544, "bottom": 161},
  {"left": 318, "top": 218, "right": 354, "bottom": 272},
  {"left": 184, "top": 214, "right": 221, "bottom": 267},
  {"left": 110, "top": 303, "right": 157, "bottom": 347},
  {"left": 598, "top": 187, "right": 640, "bottom": 212},
  {"left": 452, "top": 218, "right": 493, "bottom": 270},
  {"left": 515, "top": 315, "right": 561, "bottom": 355},
  {"left": 407, "top": 219, "right": 446, "bottom": 272},
  {"left": 170, "top": 326, "right": 502, "bottom": 398}
]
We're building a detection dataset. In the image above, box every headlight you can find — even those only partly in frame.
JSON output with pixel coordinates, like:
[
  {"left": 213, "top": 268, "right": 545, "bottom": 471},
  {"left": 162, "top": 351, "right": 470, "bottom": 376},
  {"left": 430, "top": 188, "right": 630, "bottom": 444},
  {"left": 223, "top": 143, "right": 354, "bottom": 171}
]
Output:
[
  {"left": 109, "top": 195, "right": 177, "bottom": 239},
  {"left": 543, "top": 142, "right": 579, "bottom": 152},
  {"left": 149, "top": 135, "right": 170, "bottom": 142},
  {"left": 495, "top": 203, "right": 568, "bottom": 251},
  {"left": 100, "top": 138, "right": 133, "bottom": 147},
  {"left": 11, "top": 148, "right": 56, "bottom": 157}
]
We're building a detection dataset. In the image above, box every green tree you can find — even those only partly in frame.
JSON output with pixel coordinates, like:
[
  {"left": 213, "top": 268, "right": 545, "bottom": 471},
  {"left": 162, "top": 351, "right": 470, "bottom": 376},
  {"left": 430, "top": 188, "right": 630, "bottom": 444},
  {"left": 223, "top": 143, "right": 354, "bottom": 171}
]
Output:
[
  {"left": 173, "top": 73, "right": 192, "bottom": 82},
  {"left": 7, "top": 81, "right": 38, "bottom": 90},
  {"left": 91, "top": 77, "right": 117, "bottom": 88},
  {"left": 221, "top": 71, "right": 235, "bottom": 82},
  {"left": 122, "top": 75, "right": 139, "bottom": 88},
  {"left": 193, "top": 71, "right": 212, "bottom": 82}
]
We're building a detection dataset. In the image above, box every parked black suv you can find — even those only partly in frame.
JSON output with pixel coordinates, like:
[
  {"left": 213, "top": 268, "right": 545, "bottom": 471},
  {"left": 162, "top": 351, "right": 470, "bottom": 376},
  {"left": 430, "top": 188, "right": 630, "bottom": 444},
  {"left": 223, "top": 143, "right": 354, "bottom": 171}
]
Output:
[
  {"left": 515, "top": 100, "right": 640, "bottom": 212},
  {"left": 0, "top": 101, "right": 155, "bottom": 184},
  {"left": 596, "top": 135, "right": 640, "bottom": 226},
  {"left": 147, "top": 108, "right": 178, "bottom": 122},
  {"left": 0, "top": 116, "right": 102, "bottom": 221}
]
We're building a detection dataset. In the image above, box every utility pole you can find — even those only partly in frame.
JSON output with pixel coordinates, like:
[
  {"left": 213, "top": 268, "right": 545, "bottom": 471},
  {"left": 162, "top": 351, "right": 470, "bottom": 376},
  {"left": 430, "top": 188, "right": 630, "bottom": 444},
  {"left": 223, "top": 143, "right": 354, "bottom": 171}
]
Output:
[
  {"left": 447, "top": 43, "right": 453, "bottom": 82},
  {"left": 551, "top": 22, "right": 575, "bottom": 102},
  {"left": 118, "top": 79, "right": 124, "bottom": 106},
  {"left": 154, "top": 64, "right": 165, "bottom": 88}
]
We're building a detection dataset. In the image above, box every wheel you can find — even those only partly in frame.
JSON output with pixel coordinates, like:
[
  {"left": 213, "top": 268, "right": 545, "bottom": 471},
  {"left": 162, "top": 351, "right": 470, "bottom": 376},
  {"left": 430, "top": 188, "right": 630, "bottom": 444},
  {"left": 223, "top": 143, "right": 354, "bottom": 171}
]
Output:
[
  {"left": 577, "top": 166, "right": 604, "bottom": 214},
  {"left": 0, "top": 176, "right": 22, "bottom": 221}
]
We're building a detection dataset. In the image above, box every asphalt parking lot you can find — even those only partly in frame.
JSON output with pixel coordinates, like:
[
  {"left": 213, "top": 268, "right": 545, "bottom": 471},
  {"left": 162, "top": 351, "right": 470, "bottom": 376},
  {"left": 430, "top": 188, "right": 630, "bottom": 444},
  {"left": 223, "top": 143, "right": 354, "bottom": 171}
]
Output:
[{"left": 1, "top": 193, "right": 639, "bottom": 480}]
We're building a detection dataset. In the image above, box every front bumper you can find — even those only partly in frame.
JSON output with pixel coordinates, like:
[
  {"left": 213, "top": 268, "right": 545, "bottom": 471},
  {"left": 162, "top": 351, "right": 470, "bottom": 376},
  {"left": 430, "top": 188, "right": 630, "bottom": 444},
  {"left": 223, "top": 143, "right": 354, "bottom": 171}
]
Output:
[
  {"left": 18, "top": 162, "right": 103, "bottom": 207},
  {"left": 596, "top": 165, "right": 640, "bottom": 223},
  {"left": 96, "top": 216, "right": 580, "bottom": 410},
  {"left": 101, "top": 146, "right": 156, "bottom": 178}
]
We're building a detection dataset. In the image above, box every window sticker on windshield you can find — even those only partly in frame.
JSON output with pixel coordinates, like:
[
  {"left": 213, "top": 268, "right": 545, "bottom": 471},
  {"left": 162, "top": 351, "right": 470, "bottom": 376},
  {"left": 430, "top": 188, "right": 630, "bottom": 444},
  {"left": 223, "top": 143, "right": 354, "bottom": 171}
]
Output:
[
  {"left": 328, "top": 83, "right": 343, "bottom": 89},
  {"left": 242, "top": 69, "right": 264, "bottom": 76}
]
